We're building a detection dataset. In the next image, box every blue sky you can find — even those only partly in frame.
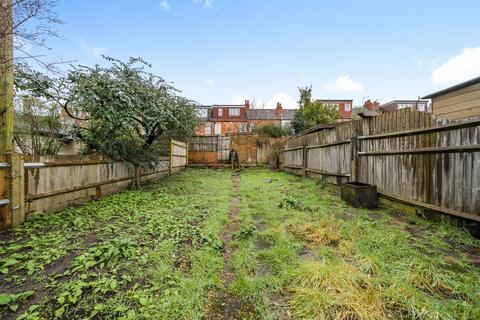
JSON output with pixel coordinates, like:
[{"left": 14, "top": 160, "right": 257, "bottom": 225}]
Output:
[{"left": 26, "top": 0, "right": 480, "bottom": 108}]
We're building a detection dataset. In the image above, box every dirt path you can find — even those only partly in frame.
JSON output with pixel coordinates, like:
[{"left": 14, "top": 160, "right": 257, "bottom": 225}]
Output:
[{"left": 205, "top": 172, "right": 256, "bottom": 320}]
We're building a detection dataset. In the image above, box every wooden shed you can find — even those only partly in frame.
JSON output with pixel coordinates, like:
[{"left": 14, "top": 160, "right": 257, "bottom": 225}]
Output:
[{"left": 422, "top": 76, "right": 480, "bottom": 120}]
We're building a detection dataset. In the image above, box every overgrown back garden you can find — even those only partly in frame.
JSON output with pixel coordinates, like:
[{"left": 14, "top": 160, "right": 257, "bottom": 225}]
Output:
[
  {"left": 1, "top": 168, "right": 479, "bottom": 319},
  {"left": 1, "top": 2, "right": 480, "bottom": 319}
]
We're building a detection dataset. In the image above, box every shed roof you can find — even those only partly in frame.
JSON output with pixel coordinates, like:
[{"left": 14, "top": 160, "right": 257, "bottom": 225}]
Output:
[{"left": 422, "top": 76, "right": 480, "bottom": 99}]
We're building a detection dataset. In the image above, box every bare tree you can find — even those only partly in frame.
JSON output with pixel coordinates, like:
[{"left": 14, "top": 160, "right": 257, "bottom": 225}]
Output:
[
  {"left": 0, "top": 0, "right": 65, "bottom": 74},
  {"left": 14, "top": 95, "right": 68, "bottom": 155}
]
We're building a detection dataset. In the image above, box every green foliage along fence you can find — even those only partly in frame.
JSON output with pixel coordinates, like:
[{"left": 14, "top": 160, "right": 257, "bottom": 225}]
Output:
[{"left": 1, "top": 140, "right": 187, "bottom": 229}]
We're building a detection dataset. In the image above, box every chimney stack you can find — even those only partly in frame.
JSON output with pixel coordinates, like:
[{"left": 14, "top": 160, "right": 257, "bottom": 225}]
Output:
[
  {"left": 363, "top": 99, "right": 379, "bottom": 111},
  {"left": 245, "top": 99, "right": 250, "bottom": 109},
  {"left": 275, "top": 102, "right": 283, "bottom": 115}
]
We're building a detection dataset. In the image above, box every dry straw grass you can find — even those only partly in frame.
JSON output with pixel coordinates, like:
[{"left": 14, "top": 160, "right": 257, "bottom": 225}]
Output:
[
  {"left": 287, "top": 261, "right": 386, "bottom": 320},
  {"left": 287, "top": 217, "right": 341, "bottom": 247}
]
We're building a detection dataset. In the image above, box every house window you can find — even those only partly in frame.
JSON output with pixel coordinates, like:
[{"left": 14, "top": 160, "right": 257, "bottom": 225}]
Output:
[
  {"left": 344, "top": 103, "right": 351, "bottom": 112},
  {"left": 196, "top": 108, "right": 207, "bottom": 118},
  {"left": 229, "top": 108, "right": 240, "bottom": 116},
  {"left": 217, "top": 108, "right": 223, "bottom": 117},
  {"left": 214, "top": 123, "right": 221, "bottom": 135},
  {"left": 204, "top": 124, "right": 211, "bottom": 135}
]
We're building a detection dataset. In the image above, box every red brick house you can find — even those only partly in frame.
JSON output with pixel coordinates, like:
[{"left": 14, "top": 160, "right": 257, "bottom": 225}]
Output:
[
  {"left": 316, "top": 99, "right": 353, "bottom": 122},
  {"left": 195, "top": 100, "right": 296, "bottom": 136},
  {"left": 247, "top": 102, "right": 295, "bottom": 131},
  {"left": 196, "top": 102, "right": 248, "bottom": 136}
]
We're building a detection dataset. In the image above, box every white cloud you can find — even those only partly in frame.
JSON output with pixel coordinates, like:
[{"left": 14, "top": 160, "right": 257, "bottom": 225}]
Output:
[
  {"left": 431, "top": 47, "right": 480, "bottom": 85},
  {"left": 194, "top": 0, "right": 216, "bottom": 9},
  {"left": 159, "top": 1, "right": 171, "bottom": 12},
  {"left": 265, "top": 93, "right": 296, "bottom": 109},
  {"left": 205, "top": 79, "right": 215, "bottom": 87},
  {"left": 79, "top": 39, "right": 107, "bottom": 58},
  {"left": 416, "top": 59, "right": 423, "bottom": 67},
  {"left": 325, "top": 75, "right": 363, "bottom": 93}
]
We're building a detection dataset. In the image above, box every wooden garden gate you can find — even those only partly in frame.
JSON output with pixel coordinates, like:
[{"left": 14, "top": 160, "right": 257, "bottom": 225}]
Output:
[{"left": 217, "top": 136, "right": 231, "bottom": 162}]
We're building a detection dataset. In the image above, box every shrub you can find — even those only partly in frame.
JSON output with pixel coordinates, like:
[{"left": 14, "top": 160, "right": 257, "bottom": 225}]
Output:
[{"left": 254, "top": 124, "right": 292, "bottom": 138}]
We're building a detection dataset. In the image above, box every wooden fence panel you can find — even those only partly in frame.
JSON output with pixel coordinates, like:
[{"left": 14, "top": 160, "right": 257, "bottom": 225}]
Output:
[
  {"left": 24, "top": 155, "right": 171, "bottom": 214},
  {"left": 187, "top": 134, "right": 262, "bottom": 165},
  {"left": 282, "top": 108, "right": 480, "bottom": 220},
  {"left": 230, "top": 135, "right": 257, "bottom": 164},
  {"left": 188, "top": 136, "right": 220, "bottom": 164},
  {"left": 170, "top": 140, "right": 187, "bottom": 172}
]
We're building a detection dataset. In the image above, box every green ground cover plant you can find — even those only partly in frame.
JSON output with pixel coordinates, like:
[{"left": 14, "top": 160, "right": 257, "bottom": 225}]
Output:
[
  {"left": 1, "top": 168, "right": 479, "bottom": 320},
  {"left": 0, "top": 169, "right": 230, "bottom": 320}
]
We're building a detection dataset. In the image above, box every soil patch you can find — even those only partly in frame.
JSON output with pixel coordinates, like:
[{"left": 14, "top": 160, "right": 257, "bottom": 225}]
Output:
[
  {"left": 205, "top": 173, "right": 257, "bottom": 319},
  {"left": 405, "top": 225, "right": 429, "bottom": 239},
  {"left": 205, "top": 291, "right": 256, "bottom": 320},
  {"left": 263, "top": 293, "right": 292, "bottom": 320},
  {"left": 299, "top": 247, "right": 319, "bottom": 261},
  {"left": 256, "top": 261, "right": 272, "bottom": 277},
  {"left": 255, "top": 237, "right": 271, "bottom": 250},
  {"left": 368, "top": 212, "right": 384, "bottom": 221}
]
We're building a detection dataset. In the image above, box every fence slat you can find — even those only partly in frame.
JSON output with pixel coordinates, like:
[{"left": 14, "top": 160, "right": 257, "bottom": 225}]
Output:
[{"left": 282, "top": 108, "right": 480, "bottom": 220}]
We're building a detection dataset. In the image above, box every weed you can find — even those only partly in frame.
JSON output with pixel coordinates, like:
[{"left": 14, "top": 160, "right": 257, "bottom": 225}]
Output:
[
  {"left": 232, "top": 225, "right": 257, "bottom": 241},
  {"left": 0, "top": 291, "right": 35, "bottom": 312}
]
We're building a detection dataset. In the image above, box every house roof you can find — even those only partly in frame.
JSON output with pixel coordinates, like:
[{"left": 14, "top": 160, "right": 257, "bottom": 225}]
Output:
[
  {"left": 247, "top": 109, "right": 296, "bottom": 120},
  {"left": 212, "top": 104, "right": 245, "bottom": 108},
  {"left": 316, "top": 99, "right": 353, "bottom": 103},
  {"left": 422, "top": 76, "right": 480, "bottom": 99},
  {"left": 379, "top": 100, "right": 428, "bottom": 108},
  {"left": 195, "top": 104, "right": 245, "bottom": 108}
]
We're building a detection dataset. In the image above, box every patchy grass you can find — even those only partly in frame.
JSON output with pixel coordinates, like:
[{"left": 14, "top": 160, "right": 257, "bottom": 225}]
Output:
[
  {"left": 232, "top": 168, "right": 480, "bottom": 320},
  {"left": 0, "top": 169, "right": 230, "bottom": 320},
  {"left": 2, "top": 167, "right": 479, "bottom": 320}
]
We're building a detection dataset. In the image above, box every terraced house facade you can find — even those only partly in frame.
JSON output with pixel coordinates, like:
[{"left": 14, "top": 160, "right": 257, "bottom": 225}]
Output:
[{"left": 195, "top": 100, "right": 296, "bottom": 136}]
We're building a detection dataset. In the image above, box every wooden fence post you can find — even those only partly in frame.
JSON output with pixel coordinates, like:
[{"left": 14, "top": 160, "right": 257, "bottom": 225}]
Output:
[
  {"left": 7, "top": 153, "right": 25, "bottom": 228},
  {"left": 350, "top": 135, "right": 359, "bottom": 182},
  {"left": 303, "top": 144, "right": 307, "bottom": 177},
  {"left": 169, "top": 138, "right": 173, "bottom": 175},
  {"left": 185, "top": 139, "right": 189, "bottom": 167},
  {"left": 0, "top": 2, "right": 25, "bottom": 230}
]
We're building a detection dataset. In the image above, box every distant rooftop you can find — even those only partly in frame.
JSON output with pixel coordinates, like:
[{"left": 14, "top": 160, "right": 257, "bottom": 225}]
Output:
[
  {"left": 316, "top": 99, "right": 353, "bottom": 102},
  {"left": 379, "top": 100, "right": 428, "bottom": 107},
  {"left": 247, "top": 109, "right": 296, "bottom": 120}
]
